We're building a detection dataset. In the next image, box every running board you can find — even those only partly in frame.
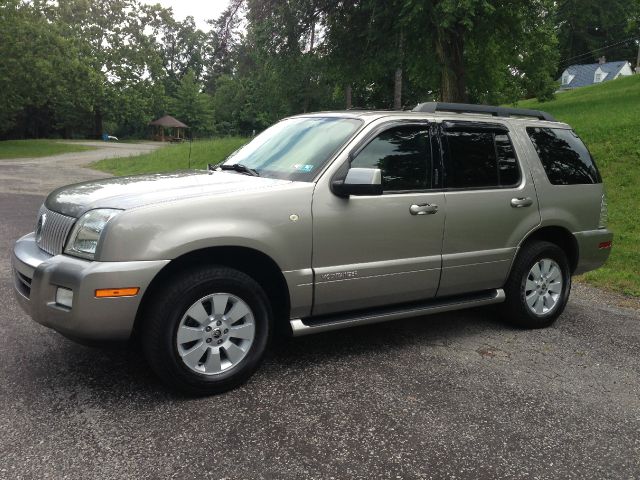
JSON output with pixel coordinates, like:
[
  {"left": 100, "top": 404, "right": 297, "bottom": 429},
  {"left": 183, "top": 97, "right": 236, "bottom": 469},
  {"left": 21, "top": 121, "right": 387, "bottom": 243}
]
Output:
[{"left": 290, "top": 289, "right": 505, "bottom": 337}]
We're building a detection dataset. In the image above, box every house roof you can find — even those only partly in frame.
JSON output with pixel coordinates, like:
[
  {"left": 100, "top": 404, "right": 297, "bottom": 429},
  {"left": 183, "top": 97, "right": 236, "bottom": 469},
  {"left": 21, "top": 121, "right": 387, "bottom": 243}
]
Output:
[
  {"left": 559, "top": 61, "right": 629, "bottom": 89},
  {"left": 149, "top": 115, "right": 189, "bottom": 128}
]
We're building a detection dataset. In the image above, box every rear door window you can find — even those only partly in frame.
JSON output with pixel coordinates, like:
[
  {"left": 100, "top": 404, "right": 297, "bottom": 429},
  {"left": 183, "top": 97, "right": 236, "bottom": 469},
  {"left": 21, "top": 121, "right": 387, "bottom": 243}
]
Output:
[
  {"left": 526, "top": 127, "right": 601, "bottom": 185},
  {"left": 443, "top": 126, "right": 520, "bottom": 189}
]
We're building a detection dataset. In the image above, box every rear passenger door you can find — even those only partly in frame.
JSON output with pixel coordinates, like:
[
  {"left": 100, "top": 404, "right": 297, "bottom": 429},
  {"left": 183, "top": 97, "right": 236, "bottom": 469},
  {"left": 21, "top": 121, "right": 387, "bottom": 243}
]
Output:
[{"left": 437, "top": 121, "right": 541, "bottom": 297}]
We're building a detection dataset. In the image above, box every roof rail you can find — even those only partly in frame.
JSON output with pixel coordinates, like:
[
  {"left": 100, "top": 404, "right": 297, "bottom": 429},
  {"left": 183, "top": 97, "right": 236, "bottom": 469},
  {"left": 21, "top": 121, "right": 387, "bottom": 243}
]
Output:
[{"left": 412, "top": 102, "right": 556, "bottom": 122}]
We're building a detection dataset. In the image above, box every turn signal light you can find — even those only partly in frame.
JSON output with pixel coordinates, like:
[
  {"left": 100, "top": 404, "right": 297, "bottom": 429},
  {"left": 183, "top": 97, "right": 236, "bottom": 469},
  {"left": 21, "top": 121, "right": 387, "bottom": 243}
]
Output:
[{"left": 95, "top": 287, "right": 140, "bottom": 298}]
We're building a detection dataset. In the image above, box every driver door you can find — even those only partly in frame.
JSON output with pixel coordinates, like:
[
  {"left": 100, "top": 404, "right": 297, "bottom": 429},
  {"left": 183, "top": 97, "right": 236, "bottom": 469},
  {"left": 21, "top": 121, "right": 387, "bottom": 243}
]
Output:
[{"left": 311, "top": 123, "right": 445, "bottom": 316}]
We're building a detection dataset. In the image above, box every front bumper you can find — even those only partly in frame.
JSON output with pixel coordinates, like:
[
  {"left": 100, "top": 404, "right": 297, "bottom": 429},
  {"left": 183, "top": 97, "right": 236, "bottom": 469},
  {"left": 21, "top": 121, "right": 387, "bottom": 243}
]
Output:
[
  {"left": 573, "top": 229, "right": 613, "bottom": 275},
  {"left": 12, "top": 233, "right": 169, "bottom": 341}
]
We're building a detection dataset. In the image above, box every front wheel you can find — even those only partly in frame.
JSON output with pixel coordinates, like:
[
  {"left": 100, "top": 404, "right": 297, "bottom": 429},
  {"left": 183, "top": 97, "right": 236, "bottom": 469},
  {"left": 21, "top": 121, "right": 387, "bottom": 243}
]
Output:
[
  {"left": 501, "top": 241, "right": 571, "bottom": 329},
  {"left": 141, "top": 266, "right": 272, "bottom": 395}
]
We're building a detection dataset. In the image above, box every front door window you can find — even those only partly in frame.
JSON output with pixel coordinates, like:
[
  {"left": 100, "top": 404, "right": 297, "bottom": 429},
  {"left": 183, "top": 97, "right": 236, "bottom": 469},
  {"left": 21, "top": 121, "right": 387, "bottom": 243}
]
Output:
[{"left": 351, "top": 125, "right": 431, "bottom": 192}]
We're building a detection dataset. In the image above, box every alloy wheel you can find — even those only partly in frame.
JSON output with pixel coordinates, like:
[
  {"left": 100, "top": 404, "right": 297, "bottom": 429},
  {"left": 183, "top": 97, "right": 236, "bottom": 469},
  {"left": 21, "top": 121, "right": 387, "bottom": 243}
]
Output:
[{"left": 175, "top": 293, "right": 256, "bottom": 375}]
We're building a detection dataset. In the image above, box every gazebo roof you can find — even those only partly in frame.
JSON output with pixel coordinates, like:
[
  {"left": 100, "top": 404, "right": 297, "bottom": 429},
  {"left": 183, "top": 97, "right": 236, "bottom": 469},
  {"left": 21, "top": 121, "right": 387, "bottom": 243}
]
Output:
[{"left": 149, "top": 115, "right": 189, "bottom": 128}]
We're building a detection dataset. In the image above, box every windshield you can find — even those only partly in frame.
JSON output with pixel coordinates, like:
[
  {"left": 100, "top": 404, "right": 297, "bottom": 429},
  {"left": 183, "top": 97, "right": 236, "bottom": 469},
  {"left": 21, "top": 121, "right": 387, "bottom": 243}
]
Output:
[{"left": 222, "top": 117, "right": 363, "bottom": 181}]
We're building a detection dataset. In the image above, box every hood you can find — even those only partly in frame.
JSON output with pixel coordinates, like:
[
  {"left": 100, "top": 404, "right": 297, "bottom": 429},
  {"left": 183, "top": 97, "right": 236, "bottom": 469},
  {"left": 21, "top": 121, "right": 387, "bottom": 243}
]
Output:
[{"left": 46, "top": 170, "right": 292, "bottom": 217}]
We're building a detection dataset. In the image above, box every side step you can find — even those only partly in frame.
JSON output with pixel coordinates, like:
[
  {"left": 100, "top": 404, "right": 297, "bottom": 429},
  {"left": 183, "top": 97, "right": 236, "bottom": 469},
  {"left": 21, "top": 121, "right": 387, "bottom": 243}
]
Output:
[{"left": 290, "top": 289, "right": 505, "bottom": 337}]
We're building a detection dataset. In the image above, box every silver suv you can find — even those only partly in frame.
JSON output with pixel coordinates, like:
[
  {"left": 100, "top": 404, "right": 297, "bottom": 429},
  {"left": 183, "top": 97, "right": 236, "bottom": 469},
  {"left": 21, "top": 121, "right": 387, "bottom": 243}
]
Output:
[{"left": 12, "top": 102, "right": 613, "bottom": 394}]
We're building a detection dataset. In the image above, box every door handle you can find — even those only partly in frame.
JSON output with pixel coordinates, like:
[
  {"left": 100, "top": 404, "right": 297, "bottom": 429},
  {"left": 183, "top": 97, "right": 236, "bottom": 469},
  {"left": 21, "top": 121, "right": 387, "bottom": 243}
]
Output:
[
  {"left": 510, "top": 197, "right": 533, "bottom": 208},
  {"left": 410, "top": 203, "right": 438, "bottom": 215}
]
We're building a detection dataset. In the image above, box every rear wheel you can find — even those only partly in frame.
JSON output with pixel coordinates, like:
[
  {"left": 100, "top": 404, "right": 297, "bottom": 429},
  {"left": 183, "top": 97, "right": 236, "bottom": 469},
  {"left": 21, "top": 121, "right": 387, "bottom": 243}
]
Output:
[
  {"left": 502, "top": 241, "right": 571, "bottom": 328},
  {"left": 141, "top": 266, "right": 272, "bottom": 395}
]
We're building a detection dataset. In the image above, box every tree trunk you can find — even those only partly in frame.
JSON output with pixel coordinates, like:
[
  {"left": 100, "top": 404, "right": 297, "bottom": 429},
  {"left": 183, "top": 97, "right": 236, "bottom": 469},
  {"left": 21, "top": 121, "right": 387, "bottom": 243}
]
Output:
[
  {"left": 435, "top": 25, "right": 467, "bottom": 103},
  {"left": 94, "top": 109, "right": 103, "bottom": 139},
  {"left": 345, "top": 84, "right": 352, "bottom": 109},
  {"left": 302, "top": 18, "right": 316, "bottom": 113},
  {"left": 393, "top": 67, "right": 402, "bottom": 110},
  {"left": 394, "top": 30, "right": 404, "bottom": 110}
]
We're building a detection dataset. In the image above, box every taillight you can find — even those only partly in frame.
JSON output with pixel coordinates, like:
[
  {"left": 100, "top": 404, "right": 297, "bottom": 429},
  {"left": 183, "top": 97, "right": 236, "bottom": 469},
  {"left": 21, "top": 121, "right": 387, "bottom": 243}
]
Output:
[{"left": 598, "top": 193, "right": 608, "bottom": 229}]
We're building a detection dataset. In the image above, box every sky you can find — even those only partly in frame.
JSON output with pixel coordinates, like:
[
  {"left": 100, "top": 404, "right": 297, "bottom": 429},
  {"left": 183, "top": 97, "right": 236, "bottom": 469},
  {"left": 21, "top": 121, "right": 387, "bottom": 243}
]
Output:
[{"left": 141, "top": 0, "right": 231, "bottom": 31}]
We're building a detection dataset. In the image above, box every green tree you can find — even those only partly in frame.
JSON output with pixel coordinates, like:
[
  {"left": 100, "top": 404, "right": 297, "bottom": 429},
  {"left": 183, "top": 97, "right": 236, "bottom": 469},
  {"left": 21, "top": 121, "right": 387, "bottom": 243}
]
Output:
[
  {"left": 397, "top": 0, "right": 560, "bottom": 102},
  {"left": 55, "top": 0, "right": 172, "bottom": 137},
  {"left": 169, "top": 70, "right": 213, "bottom": 136},
  {"left": 0, "top": 0, "right": 97, "bottom": 138}
]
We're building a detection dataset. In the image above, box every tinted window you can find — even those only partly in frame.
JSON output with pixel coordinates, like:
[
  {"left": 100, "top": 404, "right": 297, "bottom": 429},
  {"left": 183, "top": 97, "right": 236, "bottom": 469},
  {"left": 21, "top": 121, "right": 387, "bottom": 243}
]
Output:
[
  {"left": 351, "top": 126, "right": 430, "bottom": 191},
  {"left": 444, "top": 130, "right": 520, "bottom": 188},
  {"left": 526, "top": 127, "right": 601, "bottom": 185},
  {"left": 495, "top": 133, "right": 520, "bottom": 186}
]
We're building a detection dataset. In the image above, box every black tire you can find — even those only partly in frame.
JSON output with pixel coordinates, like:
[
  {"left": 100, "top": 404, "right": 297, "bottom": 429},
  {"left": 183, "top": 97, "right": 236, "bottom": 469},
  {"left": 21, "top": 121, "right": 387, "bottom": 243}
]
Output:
[
  {"left": 141, "top": 265, "right": 272, "bottom": 395},
  {"left": 501, "top": 241, "right": 571, "bottom": 329}
]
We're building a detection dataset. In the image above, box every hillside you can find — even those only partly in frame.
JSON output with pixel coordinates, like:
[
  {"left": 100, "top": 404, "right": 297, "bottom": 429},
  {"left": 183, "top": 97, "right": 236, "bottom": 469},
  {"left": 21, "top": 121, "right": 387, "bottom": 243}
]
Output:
[{"left": 517, "top": 75, "right": 640, "bottom": 296}]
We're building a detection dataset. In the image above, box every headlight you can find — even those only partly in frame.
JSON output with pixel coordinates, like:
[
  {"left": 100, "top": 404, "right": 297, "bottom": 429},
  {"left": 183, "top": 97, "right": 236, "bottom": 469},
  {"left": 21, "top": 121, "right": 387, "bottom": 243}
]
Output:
[{"left": 64, "top": 209, "right": 121, "bottom": 260}]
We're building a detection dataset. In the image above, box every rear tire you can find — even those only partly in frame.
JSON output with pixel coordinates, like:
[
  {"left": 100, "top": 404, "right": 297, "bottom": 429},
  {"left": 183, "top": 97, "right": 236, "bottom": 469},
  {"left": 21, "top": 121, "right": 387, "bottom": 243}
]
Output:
[
  {"left": 502, "top": 241, "right": 571, "bottom": 329},
  {"left": 141, "top": 265, "right": 272, "bottom": 395}
]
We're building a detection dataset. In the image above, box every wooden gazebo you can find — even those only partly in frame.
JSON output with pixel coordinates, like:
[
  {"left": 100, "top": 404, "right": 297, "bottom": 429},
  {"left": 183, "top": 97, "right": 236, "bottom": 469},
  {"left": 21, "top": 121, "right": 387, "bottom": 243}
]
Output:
[{"left": 149, "top": 115, "right": 189, "bottom": 142}]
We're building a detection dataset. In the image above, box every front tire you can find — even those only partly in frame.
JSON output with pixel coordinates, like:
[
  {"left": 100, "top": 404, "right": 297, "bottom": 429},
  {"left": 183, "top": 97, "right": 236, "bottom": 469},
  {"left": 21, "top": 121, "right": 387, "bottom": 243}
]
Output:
[
  {"left": 141, "top": 266, "right": 272, "bottom": 395},
  {"left": 502, "top": 241, "right": 571, "bottom": 329}
]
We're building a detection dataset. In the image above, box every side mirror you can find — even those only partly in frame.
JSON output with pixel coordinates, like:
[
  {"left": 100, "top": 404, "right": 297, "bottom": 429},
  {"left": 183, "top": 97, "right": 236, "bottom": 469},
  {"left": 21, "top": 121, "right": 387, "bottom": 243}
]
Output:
[{"left": 332, "top": 168, "right": 383, "bottom": 197}]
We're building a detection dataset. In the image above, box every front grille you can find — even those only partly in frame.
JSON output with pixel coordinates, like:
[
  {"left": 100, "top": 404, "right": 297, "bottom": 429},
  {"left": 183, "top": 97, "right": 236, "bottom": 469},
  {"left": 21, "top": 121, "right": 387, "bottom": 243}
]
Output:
[{"left": 35, "top": 205, "right": 76, "bottom": 255}]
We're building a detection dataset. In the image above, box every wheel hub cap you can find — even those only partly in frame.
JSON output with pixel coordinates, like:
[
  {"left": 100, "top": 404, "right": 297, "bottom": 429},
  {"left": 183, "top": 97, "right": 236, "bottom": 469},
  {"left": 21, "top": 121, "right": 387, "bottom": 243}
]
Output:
[
  {"left": 175, "top": 293, "right": 256, "bottom": 375},
  {"left": 524, "top": 258, "right": 563, "bottom": 316}
]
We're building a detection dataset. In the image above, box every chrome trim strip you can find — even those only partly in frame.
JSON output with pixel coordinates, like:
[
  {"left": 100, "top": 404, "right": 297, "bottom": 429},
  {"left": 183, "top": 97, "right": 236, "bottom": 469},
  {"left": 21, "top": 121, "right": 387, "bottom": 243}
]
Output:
[
  {"left": 441, "top": 248, "right": 515, "bottom": 268},
  {"left": 314, "top": 255, "right": 442, "bottom": 284},
  {"left": 290, "top": 289, "right": 506, "bottom": 337}
]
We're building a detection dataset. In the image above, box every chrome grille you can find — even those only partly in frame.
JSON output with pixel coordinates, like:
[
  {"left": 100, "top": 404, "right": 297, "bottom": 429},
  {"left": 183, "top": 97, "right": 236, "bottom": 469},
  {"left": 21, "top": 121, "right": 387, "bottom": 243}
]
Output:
[{"left": 35, "top": 205, "right": 76, "bottom": 255}]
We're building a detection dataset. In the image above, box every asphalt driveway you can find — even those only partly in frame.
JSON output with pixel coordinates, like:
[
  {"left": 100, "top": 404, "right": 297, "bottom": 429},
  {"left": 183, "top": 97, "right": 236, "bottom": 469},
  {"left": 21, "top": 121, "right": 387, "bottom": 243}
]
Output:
[
  {"left": 0, "top": 149, "right": 638, "bottom": 479},
  {"left": 0, "top": 141, "right": 160, "bottom": 196}
]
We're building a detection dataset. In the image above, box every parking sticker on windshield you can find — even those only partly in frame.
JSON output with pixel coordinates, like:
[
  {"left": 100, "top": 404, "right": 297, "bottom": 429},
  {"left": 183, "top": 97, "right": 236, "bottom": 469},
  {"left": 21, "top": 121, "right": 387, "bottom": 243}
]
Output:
[{"left": 294, "top": 164, "right": 314, "bottom": 173}]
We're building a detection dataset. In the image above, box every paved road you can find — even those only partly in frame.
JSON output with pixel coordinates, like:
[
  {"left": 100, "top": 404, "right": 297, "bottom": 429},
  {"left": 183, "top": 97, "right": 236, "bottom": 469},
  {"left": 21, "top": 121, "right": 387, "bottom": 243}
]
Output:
[
  {"left": 0, "top": 141, "right": 160, "bottom": 195},
  {"left": 0, "top": 152, "right": 639, "bottom": 479}
]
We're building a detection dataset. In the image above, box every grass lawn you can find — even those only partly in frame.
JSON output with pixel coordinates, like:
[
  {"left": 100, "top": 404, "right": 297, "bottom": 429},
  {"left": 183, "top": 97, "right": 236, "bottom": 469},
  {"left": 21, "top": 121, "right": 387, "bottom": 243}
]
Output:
[
  {"left": 516, "top": 75, "right": 640, "bottom": 296},
  {"left": 0, "top": 139, "right": 95, "bottom": 159},
  {"left": 91, "top": 137, "right": 249, "bottom": 175}
]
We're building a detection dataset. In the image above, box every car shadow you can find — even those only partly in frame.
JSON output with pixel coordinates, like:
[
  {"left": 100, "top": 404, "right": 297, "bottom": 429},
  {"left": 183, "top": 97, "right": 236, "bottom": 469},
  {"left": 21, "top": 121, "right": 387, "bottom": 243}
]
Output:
[
  {"left": 17, "top": 305, "right": 514, "bottom": 402},
  {"left": 269, "top": 305, "right": 513, "bottom": 364}
]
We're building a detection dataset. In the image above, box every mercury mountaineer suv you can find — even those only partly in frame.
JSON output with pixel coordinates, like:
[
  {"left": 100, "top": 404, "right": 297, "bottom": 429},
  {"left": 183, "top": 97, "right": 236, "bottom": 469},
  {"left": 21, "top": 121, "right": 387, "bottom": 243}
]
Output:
[{"left": 12, "top": 102, "right": 613, "bottom": 394}]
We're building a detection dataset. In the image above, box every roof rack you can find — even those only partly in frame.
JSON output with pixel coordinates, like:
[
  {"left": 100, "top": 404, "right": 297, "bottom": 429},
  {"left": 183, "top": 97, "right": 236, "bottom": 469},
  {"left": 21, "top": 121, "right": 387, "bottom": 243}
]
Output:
[{"left": 412, "top": 102, "right": 556, "bottom": 122}]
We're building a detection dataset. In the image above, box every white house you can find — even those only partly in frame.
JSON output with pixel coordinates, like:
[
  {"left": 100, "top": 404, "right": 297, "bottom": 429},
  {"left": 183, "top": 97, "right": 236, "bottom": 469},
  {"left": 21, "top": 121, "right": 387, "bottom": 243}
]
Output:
[{"left": 558, "top": 58, "right": 634, "bottom": 90}]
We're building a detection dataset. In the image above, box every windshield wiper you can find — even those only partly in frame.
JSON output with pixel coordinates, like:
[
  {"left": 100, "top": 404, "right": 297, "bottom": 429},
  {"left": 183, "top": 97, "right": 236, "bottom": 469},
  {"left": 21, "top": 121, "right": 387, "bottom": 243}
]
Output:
[{"left": 217, "top": 163, "right": 260, "bottom": 177}]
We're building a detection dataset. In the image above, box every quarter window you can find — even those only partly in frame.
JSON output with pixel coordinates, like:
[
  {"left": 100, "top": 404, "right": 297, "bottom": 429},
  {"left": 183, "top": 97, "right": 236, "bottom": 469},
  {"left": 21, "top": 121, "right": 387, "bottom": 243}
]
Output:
[
  {"left": 526, "top": 127, "right": 601, "bottom": 185},
  {"left": 444, "top": 128, "right": 520, "bottom": 189},
  {"left": 351, "top": 125, "right": 431, "bottom": 191}
]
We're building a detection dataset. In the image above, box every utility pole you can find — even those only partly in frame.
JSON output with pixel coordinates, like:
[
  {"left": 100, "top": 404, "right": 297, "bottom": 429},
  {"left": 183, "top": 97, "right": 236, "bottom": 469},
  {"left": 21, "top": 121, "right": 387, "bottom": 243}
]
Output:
[{"left": 636, "top": 41, "right": 640, "bottom": 74}]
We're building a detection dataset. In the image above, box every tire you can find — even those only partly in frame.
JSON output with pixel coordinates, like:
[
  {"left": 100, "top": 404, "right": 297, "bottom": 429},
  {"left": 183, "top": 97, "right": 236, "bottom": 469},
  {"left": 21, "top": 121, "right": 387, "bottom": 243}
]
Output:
[
  {"left": 141, "top": 265, "right": 272, "bottom": 395},
  {"left": 501, "top": 241, "right": 571, "bottom": 329}
]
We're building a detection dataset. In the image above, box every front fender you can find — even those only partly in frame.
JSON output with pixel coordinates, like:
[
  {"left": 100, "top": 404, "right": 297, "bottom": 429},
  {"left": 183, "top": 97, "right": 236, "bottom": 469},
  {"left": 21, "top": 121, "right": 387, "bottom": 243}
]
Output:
[{"left": 97, "top": 183, "right": 314, "bottom": 273}]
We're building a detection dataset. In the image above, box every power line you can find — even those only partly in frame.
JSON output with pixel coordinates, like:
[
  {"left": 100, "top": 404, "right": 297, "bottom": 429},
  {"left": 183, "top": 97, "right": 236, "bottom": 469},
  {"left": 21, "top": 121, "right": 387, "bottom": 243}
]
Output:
[
  {"left": 560, "top": 36, "right": 638, "bottom": 64},
  {"left": 559, "top": 36, "right": 639, "bottom": 66}
]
